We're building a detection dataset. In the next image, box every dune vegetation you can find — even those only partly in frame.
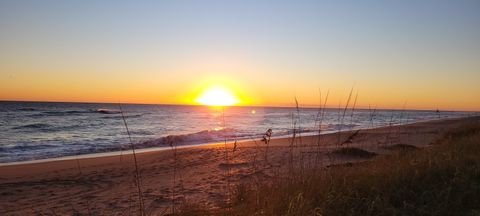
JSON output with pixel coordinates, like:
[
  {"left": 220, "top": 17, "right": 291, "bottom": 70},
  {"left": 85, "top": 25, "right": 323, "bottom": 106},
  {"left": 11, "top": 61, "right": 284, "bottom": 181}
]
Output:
[{"left": 178, "top": 119, "right": 480, "bottom": 215}]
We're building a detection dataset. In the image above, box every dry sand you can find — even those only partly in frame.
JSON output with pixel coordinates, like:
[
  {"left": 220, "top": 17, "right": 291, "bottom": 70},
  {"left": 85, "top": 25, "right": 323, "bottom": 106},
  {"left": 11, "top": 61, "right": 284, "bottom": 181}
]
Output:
[{"left": 0, "top": 117, "right": 476, "bottom": 215}]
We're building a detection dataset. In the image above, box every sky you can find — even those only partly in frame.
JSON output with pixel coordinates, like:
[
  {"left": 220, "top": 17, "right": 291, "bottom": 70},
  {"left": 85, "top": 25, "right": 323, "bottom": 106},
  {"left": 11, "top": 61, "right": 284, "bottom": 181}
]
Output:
[{"left": 1, "top": 0, "right": 479, "bottom": 111}]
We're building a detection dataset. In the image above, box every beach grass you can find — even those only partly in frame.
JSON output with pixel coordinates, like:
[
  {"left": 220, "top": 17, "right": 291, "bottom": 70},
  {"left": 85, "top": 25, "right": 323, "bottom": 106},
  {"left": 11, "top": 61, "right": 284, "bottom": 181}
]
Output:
[{"left": 179, "top": 119, "right": 480, "bottom": 215}]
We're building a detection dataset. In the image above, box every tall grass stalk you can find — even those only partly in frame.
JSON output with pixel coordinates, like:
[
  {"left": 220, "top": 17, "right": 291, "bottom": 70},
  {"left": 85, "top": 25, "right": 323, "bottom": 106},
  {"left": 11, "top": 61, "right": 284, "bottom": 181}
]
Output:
[
  {"left": 248, "top": 136, "right": 260, "bottom": 174},
  {"left": 313, "top": 90, "right": 322, "bottom": 166},
  {"left": 248, "top": 135, "right": 261, "bottom": 209},
  {"left": 399, "top": 101, "right": 407, "bottom": 125},
  {"left": 314, "top": 90, "right": 329, "bottom": 166},
  {"left": 335, "top": 100, "right": 342, "bottom": 150},
  {"left": 119, "top": 105, "right": 145, "bottom": 216},
  {"left": 346, "top": 92, "right": 359, "bottom": 147},
  {"left": 221, "top": 107, "right": 231, "bottom": 209},
  {"left": 232, "top": 140, "right": 237, "bottom": 163},
  {"left": 385, "top": 112, "right": 395, "bottom": 147},
  {"left": 168, "top": 138, "right": 178, "bottom": 215},
  {"left": 349, "top": 92, "right": 358, "bottom": 127},
  {"left": 337, "top": 87, "right": 354, "bottom": 146},
  {"left": 295, "top": 97, "right": 302, "bottom": 147},
  {"left": 261, "top": 129, "right": 272, "bottom": 164},
  {"left": 314, "top": 89, "right": 322, "bottom": 137},
  {"left": 394, "top": 102, "right": 408, "bottom": 142},
  {"left": 75, "top": 155, "right": 82, "bottom": 175},
  {"left": 366, "top": 104, "right": 377, "bottom": 149},
  {"left": 294, "top": 97, "right": 306, "bottom": 173},
  {"left": 368, "top": 104, "right": 377, "bottom": 128},
  {"left": 289, "top": 111, "right": 297, "bottom": 176},
  {"left": 68, "top": 139, "right": 82, "bottom": 175}
]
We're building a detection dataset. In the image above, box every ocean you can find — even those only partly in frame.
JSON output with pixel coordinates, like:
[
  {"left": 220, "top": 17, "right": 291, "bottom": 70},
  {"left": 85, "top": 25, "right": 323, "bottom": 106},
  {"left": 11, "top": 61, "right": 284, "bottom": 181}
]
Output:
[{"left": 0, "top": 101, "right": 475, "bottom": 163}]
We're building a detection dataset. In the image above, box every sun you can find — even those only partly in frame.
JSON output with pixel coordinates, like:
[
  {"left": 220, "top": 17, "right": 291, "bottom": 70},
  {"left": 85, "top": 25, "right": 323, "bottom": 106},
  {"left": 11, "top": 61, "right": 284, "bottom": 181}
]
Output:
[{"left": 195, "top": 86, "right": 240, "bottom": 106}]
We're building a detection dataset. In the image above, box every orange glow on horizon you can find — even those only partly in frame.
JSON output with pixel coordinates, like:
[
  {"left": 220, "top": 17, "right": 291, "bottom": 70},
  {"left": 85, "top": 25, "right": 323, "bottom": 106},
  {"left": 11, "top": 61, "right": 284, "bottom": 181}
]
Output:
[
  {"left": 1, "top": 73, "right": 479, "bottom": 111},
  {"left": 1, "top": 1, "right": 480, "bottom": 112}
]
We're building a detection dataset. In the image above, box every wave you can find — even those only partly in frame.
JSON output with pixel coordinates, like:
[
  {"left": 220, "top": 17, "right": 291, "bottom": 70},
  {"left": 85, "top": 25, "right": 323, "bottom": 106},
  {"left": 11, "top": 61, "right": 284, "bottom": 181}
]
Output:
[
  {"left": 26, "top": 110, "right": 94, "bottom": 118},
  {"left": 95, "top": 109, "right": 122, "bottom": 114},
  {"left": 10, "top": 144, "right": 58, "bottom": 151},
  {"left": 135, "top": 127, "right": 326, "bottom": 149},
  {"left": 12, "top": 123, "right": 82, "bottom": 132},
  {"left": 13, "top": 123, "right": 52, "bottom": 130},
  {"left": 43, "top": 110, "right": 92, "bottom": 116},
  {"left": 25, "top": 108, "right": 127, "bottom": 118},
  {"left": 17, "top": 107, "right": 40, "bottom": 111},
  {"left": 100, "top": 114, "right": 143, "bottom": 119},
  {"left": 47, "top": 110, "right": 90, "bottom": 114},
  {"left": 132, "top": 130, "right": 155, "bottom": 136},
  {"left": 138, "top": 128, "right": 241, "bottom": 148}
]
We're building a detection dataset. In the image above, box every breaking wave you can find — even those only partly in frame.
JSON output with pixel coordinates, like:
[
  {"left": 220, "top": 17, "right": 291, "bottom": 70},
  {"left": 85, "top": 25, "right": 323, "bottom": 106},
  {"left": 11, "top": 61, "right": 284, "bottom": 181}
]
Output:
[
  {"left": 134, "top": 126, "right": 331, "bottom": 149},
  {"left": 138, "top": 128, "right": 241, "bottom": 148}
]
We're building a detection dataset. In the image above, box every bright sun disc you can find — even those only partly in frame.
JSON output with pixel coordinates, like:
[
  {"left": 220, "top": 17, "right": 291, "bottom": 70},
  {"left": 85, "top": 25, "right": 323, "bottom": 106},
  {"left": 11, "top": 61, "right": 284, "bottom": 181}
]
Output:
[{"left": 195, "top": 86, "right": 239, "bottom": 106}]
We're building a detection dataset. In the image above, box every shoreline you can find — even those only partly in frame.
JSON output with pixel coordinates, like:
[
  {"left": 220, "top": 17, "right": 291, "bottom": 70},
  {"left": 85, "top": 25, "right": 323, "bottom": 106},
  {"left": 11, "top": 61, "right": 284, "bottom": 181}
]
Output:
[
  {"left": 1, "top": 116, "right": 478, "bottom": 214},
  {"left": 0, "top": 116, "right": 468, "bottom": 167}
]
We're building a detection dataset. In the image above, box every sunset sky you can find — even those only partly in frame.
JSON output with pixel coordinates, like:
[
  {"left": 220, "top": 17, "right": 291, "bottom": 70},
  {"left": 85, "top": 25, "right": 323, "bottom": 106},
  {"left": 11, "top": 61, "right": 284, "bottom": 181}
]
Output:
[{"left": 1, "top": 0, "right": 479, "bottom": 111}]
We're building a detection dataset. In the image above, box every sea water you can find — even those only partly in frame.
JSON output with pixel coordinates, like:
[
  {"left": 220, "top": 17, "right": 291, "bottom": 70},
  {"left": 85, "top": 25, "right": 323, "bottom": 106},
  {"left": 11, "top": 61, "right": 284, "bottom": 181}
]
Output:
[{"left": 0, "top": 101, "right": 475, "bottom": 163}]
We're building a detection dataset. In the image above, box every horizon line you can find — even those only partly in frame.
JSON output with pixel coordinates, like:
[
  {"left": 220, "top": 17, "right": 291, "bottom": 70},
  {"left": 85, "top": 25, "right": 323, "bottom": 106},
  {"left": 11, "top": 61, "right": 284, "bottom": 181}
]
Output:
[{"left": 1, "top": 99, "right": 478, "bottom": 112}]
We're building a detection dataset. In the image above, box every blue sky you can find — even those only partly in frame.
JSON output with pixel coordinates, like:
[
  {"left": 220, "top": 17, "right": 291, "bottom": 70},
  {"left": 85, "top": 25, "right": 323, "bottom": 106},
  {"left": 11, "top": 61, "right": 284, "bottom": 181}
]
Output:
[{"left": 1, "top": 0, "right": 479, "bottom": 110}]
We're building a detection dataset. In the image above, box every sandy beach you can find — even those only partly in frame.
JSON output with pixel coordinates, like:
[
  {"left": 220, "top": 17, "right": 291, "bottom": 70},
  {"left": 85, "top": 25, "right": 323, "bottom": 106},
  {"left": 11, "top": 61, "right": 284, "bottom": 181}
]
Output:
[{"left": 0, "top": 117, "right": 477, "bottom": 215}]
